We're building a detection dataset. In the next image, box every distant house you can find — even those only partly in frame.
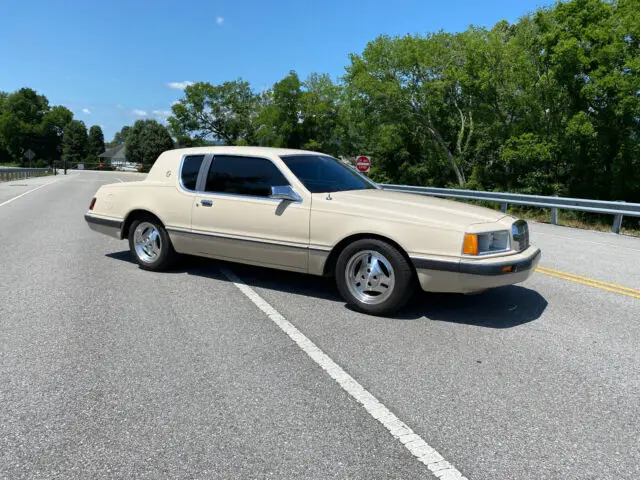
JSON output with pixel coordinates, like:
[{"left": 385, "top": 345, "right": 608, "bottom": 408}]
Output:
[{"left": 98, "top": 145, "right": 127, "bottom": 167}]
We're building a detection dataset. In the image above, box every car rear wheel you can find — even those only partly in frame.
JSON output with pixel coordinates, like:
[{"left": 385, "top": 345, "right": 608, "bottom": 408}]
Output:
[
  {"left": 128, "top": 217, "right": 175, "bottom": 271},
  {"left": 335, "top": 239, "right": 415, "bottom": 316}
]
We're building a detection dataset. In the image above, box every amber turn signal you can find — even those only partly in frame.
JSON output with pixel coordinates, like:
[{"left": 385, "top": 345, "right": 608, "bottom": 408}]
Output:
[{"left": 462, "top": 233, "right": 478, "bottom": 255}]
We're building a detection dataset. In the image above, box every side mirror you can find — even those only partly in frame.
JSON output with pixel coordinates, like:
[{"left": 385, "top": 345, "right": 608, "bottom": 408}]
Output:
[{"left": 270, "top": 185, "right": 301, "bottom": 202}]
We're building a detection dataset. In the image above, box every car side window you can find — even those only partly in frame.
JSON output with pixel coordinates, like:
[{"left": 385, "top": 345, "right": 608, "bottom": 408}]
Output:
[
  {"left": 180, "top": 154, "right": 205, "bottom": 190},
  {"left": 204, "top": 155, "right": 289, "bottom": 197}
]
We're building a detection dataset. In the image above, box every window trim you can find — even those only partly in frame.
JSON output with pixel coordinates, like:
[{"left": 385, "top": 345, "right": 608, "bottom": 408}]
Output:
[
  {"left": 279, "top": 153, "right": 381, "bottom": 191},
  {"left": 198, "top": 153, "right": 301, "bottom": 203},
  {"left": 178, "top": 153, "right": 211, "bottom": 193}
]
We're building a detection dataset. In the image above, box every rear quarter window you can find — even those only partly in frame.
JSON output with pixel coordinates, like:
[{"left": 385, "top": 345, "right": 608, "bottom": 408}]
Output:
[{"left": 180, "top": 155, "right": 205, "bottom": 190}]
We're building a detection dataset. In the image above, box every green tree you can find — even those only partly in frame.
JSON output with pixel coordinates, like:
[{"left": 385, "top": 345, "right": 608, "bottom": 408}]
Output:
[
  {"left": 43, "top": 106, "right": 73, "bottom": 138},
  {"left": 300, "top": 73, "right": 343, "bottom": 154},
  {"left": 532, "top": 0, "right": 640, "bottom": 200},
  {"left": 125, "top": 119, "right": 174, "bottom": 166},
  {"left": 87, "top": 125, "right": 105, "bottom": 160},
  {"left": 344, "top": 33, "right": 473, "bottom": 185},
  {"left": 174, "top": 135, "right": 209, "bottom": 148},
  {"left": 255, "top": 71, "right": 343, "bottom": 153},
  {"left": 168, "top": 80, "right": 258, "bottom": 145},
  {"left": 255, "top": 71, "right": 304, "bottom": 148},
  {"left": 0, "top": 88, "right": 50, "bottom": 162},
  {"left": 112, "top": 126, "right": 131, "bottom": 145},
  {"left": 62, "top": 120, "right": 88, "bottom": 165},
  {"left": 0, "top": 0, "right": 638, "bottom": 206},
  {"left": 41, "top": 106, "right": 74, "bottom": 163}
]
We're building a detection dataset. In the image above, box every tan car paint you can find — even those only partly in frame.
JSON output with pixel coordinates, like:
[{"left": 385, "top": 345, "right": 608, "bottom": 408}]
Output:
[
  {"left": 86, "top": 146, "right": 539, "bottom": 292},
  {"left": 309, "top": 189, "right": 510, "bottom": 259},
  {"left": 188, "top": 194, "right": 311, "bottom": 271}
]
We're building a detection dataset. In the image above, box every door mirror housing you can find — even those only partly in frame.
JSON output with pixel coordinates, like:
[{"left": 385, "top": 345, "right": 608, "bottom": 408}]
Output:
[{"left": 270, "top": 185, "right": 301, "bottom": 202}]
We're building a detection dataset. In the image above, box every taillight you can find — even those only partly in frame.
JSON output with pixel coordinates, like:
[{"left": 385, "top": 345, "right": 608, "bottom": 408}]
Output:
[{"left": 89, "top": 197, "right": 96, "bottom": 210}]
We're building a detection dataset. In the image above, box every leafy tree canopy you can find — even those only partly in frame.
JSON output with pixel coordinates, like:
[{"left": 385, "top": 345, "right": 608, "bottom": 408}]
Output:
[
  {"left": 125, "top": 119, "right": 174, "bottom": 165},
  {"left": 87, "top": 125, "right": 105, "bottom": 159}
]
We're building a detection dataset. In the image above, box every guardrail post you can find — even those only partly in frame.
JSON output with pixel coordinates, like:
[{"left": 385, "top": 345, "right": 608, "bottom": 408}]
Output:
[
  {"left": 612, "top": 201, "right": 625, "bottom": 234},
  {"left": 500, "top": 202, "right": 508, "bottom": 213},
  {"left": 550, "top": 195, "right": 558, "bottom": 225}
]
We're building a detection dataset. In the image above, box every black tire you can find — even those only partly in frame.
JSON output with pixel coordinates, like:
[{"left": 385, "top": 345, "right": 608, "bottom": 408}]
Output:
[
  {"left": 128, "top": 216, "right": 176, "bottom": 271},
  {"left": 335, "top": 239, "right": 415, "bottom": 316}
]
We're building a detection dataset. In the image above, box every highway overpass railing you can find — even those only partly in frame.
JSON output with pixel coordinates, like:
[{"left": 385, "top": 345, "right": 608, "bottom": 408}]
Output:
[
  {"left": 0, "top": 167, "right": 52, "bottom": 182},
  {"left": 379, "top": 184, "right": 640, "bottom": 234}
]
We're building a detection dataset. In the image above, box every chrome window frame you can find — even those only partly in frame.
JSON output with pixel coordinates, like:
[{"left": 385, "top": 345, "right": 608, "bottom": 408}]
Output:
[{"left": 178, "top": 153, "right": 210, "bottom": 193}]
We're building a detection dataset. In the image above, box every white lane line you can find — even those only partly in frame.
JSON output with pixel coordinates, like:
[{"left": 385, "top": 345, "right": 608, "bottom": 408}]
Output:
[
  {"left": 220, "top": 267, "right": 468, "bottom": 480},
  {"left": 0, "top": 179, "right": 60, "bottom": 208},
  {"left": 116, "top": 178, "right": 124, "bottom": 182}
]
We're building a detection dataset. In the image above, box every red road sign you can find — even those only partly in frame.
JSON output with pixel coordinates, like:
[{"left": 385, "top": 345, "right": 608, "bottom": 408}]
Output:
[{"left": 355, "top": 155, "right": 370, "bottom": 173}]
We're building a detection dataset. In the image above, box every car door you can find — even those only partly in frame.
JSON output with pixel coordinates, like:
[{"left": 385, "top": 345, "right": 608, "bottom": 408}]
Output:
[{"left": 189, "top": 154, "right": 311, "bottom": 272}]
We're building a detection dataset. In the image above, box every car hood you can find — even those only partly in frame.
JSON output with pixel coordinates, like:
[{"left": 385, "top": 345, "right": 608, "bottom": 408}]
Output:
[{"left": 311, "top": 188, "right": 509, "bottom": 230}]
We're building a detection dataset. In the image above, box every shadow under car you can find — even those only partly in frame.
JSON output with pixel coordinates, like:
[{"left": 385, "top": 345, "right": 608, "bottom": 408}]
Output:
[{"left": 106, "top": 250, "right": 548, "bottom": 327}]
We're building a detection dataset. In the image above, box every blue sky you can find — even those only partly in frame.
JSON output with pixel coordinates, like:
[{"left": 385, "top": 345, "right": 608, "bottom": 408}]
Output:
[{"left": 0, "top": 0, "right": 551, "bottom": 141}]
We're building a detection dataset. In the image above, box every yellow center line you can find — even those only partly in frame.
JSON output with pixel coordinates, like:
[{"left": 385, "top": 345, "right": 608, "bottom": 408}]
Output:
[
  {"left": 536, "top": 266, "right": 640, "bottom": 294},
  {"left": 535, "top": 267, "right": 640, "bottom": 300}
]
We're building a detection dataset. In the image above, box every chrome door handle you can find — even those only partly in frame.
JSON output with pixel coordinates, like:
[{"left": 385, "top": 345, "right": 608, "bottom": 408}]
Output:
[{"left": 200, "top": 199, "right": 213, "bottom": 207}]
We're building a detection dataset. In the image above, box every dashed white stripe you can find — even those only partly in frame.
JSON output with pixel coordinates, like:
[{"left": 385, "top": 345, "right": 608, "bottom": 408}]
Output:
[
  {"left": 0, "top": 179, "right": 60, "bottom": 208},
  {"left": 116, "top": 177, "right": 124, "bottom": 183},
  {"left": 220, "top": 267, "right": 468, "bottom": 480}
]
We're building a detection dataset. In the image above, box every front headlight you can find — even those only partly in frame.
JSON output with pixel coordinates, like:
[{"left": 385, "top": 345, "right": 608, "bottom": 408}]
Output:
[{"left": 462, "top": 230, "right": 510, "bottom": 255}]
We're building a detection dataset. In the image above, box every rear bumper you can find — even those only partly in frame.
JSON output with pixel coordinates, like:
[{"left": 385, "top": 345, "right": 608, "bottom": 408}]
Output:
[
  {"left": 84, "top": 213, "right": 122, "bottom": 239},
  {"left": 411, "top": 246, "right": 541, "bottom": 293}
]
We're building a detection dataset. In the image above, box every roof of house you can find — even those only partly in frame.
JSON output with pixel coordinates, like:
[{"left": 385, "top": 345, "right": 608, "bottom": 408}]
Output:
[{"left": 99, "top": 145, "right": 126, "bottom": 159}]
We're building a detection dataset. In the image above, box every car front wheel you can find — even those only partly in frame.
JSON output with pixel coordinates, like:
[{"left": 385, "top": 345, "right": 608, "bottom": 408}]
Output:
[
  {"left": 335, "top": 239, "right": 415, "bottom": 316},
  {"left": 128, "top": 217, "right": 175, "bottom": 271}
]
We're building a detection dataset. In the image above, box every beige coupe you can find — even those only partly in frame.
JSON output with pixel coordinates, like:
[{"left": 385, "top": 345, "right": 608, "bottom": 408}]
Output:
[{"left": 85, "top": 146, "right": 541, "bottom": 315}]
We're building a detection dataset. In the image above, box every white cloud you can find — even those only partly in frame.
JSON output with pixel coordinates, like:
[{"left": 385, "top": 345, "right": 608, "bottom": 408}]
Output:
[
  {"left": 167, "top": 81, "right": 194, "bottom": 90},
  {"left": 171, "top": 100, "right": 180, "bottom": 106},
  {"left": 82, "top": 108, "right": 91, "bottom": 114},
  {"left": 152, "top": 110, "right": 172, "bottom": 125},
  {"left": 133, "top": 109, "right": 148, "bottom": 116},
  {"left": 216, "top": 16, "right": 224, "bottom": 25}
]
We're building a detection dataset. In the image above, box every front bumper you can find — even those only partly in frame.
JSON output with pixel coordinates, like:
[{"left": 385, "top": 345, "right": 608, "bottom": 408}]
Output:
[
  {"left": 411, "top": 246, "right": 541, "bottom": 293},
  {"left": 84, "top": 213, "right": 122, "bottom": 239}
]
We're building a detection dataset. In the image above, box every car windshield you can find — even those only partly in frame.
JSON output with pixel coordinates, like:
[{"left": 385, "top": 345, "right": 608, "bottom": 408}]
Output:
[{"left": 280, "top": 155, "right": 376, "bottom": 193}]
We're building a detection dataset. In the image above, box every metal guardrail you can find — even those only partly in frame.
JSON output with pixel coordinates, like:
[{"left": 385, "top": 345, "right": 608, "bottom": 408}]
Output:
[
  {"left": 380, "top": 184, "right": 640, "bottom": 234},
  {"left": 0, "top": 167, "right": 52, "bottom": 182}
]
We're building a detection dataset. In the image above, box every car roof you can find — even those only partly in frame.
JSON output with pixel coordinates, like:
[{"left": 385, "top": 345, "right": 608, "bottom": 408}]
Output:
[
  {"left": 167, "top": 146, "right": 328, "bottom": 158},
  {"left": 146, "top": 146, "right": 332, "bottom": 183}
]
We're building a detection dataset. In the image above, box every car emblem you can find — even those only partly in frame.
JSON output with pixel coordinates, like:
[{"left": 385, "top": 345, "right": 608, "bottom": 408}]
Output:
[{"left": 166, "top": 170, "right": 172, "bottom": 177}]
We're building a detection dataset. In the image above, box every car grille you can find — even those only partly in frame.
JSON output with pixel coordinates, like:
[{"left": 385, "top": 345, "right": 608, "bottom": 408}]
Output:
[{"left": 511, "top": 220, "right": 529, "bottom": 252}]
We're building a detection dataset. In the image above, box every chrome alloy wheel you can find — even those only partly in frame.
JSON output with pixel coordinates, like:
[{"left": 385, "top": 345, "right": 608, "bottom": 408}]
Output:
[
  {"left": 344, "top": 250, "right": 396, "bottom": 305},
  {"left": 133, "top": 222, "right": 162, "bottom": 263}
]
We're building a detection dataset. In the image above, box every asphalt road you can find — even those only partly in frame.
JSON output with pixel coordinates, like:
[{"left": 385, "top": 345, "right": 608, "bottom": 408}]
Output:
[{"left": 1, "top": 171, "right": 638, "bottom": 480}]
